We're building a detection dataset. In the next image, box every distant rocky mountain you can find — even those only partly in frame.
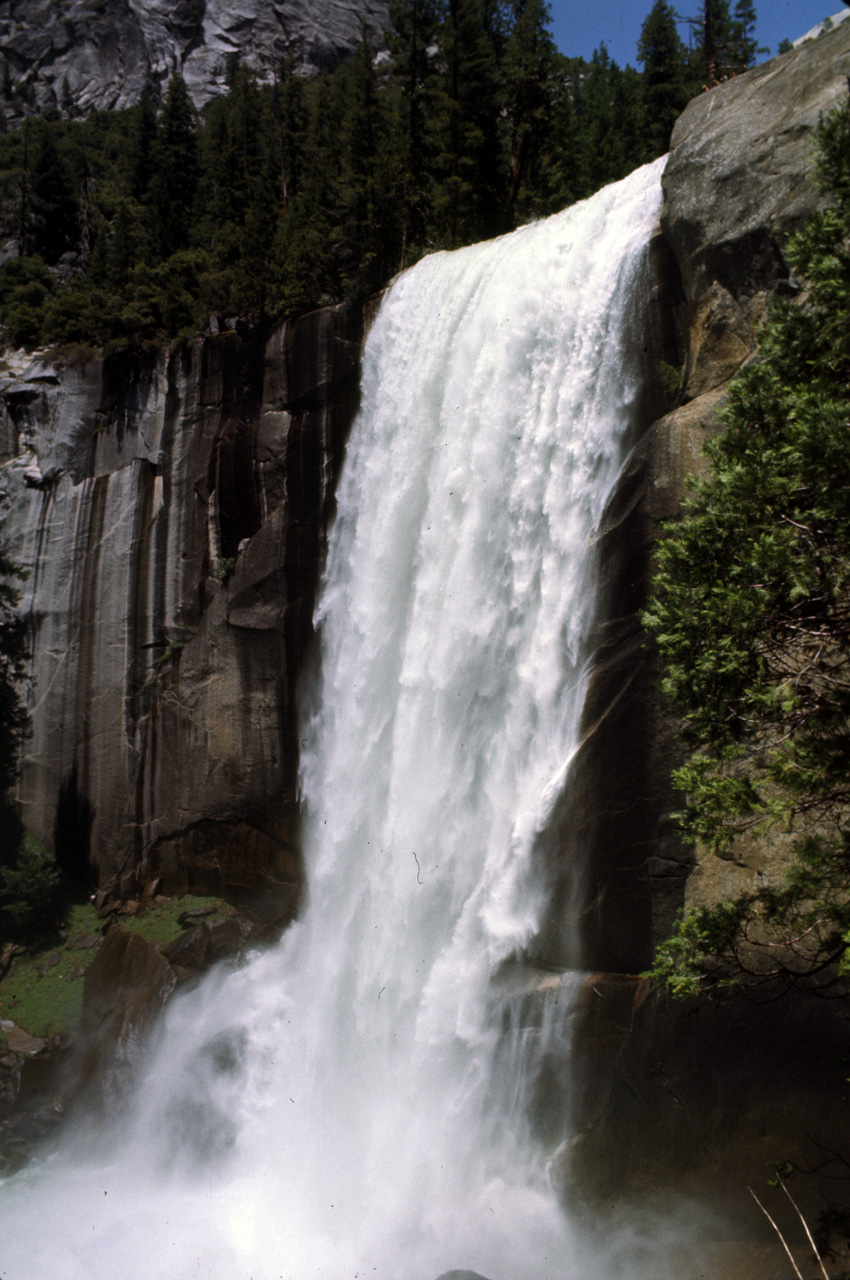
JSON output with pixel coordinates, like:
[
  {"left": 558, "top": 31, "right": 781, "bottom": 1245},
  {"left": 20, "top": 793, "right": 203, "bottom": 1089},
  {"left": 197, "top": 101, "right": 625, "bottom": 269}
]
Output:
[{"left": 0, "top": 0, "right": 391, "bottom": 116}]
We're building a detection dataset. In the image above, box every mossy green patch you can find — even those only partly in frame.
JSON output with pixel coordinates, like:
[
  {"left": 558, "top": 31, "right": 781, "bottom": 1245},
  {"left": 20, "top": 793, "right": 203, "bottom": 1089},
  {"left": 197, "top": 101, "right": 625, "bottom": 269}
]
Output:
[
  {"left": 121, "top": 894, "right": 234, "bottom": 948},
  {"left": 0, "top": 894, "right": 234, "bottom": 1040},
  {"left": 0, "top": 944, "right": 85, "bottom": 1040}
]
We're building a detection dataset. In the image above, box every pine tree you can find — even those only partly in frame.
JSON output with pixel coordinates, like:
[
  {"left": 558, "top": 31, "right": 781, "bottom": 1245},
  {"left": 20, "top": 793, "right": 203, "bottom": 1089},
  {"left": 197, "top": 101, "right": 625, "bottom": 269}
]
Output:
[
  {"left": 575, "top": 46, "right": 646, "bottom": 193},
  {"left": 501, "top": 0, "right": 559, "bottom": 212},
  {"left": 149, "top": 74, "right": 199, "bottom": 260},
  {"left": 335, "top": 32, "right": 404, "bottom": 297},
  {"left": 126, "top": 93, "right": 158, "bottom": 203},
  {"left": 28, "top": 119, "right": 80, "bottom": 263},
  {"left": 727, "top": 0, "right": 763, "bottom": 71},
  {"left": 277, "top": 73, "right": 345, "bottom": 314},
  {"left": 638, "top": 0, "right": 689, "bottom": 154},
  {"left": 680, "top": 0, "right": 761, "bottom": 86},
  {"left": 387, "top": 0, "right": 441, "bottom": 263},
  {"left": 432, "top": 0, "right": 506, "bottom": 246},
  {"left": 272, "top": 51, "right": 309, "bottom": 215}
]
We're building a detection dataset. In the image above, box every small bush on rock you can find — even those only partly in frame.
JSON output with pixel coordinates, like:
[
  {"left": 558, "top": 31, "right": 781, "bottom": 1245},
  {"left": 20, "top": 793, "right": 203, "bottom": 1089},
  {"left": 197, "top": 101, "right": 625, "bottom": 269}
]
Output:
[{"left": 0, "top": 834, "right": 67, "bottom": 947}]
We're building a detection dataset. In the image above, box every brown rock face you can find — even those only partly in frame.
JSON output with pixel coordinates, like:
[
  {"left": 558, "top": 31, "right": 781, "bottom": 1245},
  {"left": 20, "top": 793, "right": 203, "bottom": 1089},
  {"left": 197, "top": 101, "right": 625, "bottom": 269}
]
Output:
[
  {"left": 1, "top": 306, "right": 361, "bottom": 916},
  {"left": 76, "top": 928, "right": 177, "bottom": 1103},
  {"left": 563, "top": 974, "right": 850, "bottom": 1240}
]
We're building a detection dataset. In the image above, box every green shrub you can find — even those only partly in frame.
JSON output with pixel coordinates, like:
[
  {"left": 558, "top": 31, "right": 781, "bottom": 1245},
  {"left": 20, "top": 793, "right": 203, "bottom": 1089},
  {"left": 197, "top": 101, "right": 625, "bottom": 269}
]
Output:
[
  {"left": 0, "top": 833, "right": 67, "bottom": 947},
  {"left": 0, "top": 256, "right": 55, "bottom": 348}
]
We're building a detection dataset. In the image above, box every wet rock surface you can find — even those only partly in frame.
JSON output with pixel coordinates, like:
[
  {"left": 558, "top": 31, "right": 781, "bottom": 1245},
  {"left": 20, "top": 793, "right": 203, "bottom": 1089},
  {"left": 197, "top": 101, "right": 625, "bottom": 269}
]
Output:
[
  {"left": 563, "top": 974, "right": 850, "bottom": 1227},
  {"left": 0, "top": 1028, "right": 72, "bottom": 1174}
]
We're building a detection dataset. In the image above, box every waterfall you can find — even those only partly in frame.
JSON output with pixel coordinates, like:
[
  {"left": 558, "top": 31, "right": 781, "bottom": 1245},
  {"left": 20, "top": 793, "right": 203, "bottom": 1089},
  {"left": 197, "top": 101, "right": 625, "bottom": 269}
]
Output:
[{"left": 0, "top": 157, "right": 664, "bottom": 1280}]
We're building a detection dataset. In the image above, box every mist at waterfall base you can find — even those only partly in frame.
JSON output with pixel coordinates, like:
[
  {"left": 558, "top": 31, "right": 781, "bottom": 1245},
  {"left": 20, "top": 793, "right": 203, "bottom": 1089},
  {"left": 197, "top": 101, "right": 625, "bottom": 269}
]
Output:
[{"left": 0, "top": 156, "right": 699, "bottom": 1280}]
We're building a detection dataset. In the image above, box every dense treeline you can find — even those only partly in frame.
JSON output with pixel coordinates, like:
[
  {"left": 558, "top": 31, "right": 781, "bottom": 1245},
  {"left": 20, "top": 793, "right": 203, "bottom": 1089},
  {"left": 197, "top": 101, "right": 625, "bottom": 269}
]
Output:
[{"left": 0, "top": 0, "right": 763, "bottom": 353}]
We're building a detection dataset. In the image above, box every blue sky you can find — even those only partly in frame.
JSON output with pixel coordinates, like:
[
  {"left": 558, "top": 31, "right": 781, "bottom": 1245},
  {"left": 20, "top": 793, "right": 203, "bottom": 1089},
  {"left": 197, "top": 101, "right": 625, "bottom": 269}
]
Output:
[{"left": 548, "top": 0, "right": 846, "bottom": 66}]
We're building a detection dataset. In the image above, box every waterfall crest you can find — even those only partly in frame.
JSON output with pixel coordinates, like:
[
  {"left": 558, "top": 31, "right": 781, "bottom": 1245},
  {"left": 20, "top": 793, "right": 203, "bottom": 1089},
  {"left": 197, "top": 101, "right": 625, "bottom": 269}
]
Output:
[{"left": 0, "top": 157, "right": 664, "bottom": 1280}]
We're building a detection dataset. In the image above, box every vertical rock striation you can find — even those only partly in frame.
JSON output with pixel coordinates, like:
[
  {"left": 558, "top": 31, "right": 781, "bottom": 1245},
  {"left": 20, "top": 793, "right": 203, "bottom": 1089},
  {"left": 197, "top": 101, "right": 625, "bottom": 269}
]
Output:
[{"left": 0, "top": 306, "right": 361, "bottom": 918}]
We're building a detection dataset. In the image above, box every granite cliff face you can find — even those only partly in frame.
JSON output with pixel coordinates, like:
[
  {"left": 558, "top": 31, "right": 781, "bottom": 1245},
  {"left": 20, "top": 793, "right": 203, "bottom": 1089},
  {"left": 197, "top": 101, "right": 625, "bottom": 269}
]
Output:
[
  {"left": 0, "top": 0, "right": 390, "bottom": 116},
  {"left": 0, "top": 305, "right": 361, "bottom": 919}
]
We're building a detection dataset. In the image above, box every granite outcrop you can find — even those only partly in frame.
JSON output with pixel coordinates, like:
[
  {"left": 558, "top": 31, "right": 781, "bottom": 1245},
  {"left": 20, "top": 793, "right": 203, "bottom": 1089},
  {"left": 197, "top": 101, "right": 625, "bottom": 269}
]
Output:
[{"left": 0, "top": 0, "right": 390, "bottom": 118}]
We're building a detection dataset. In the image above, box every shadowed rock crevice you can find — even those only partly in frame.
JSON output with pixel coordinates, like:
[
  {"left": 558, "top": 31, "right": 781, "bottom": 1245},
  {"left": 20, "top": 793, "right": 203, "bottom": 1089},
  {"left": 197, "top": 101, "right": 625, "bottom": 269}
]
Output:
[
  {"left": 529, "top": 224, "right": 687, "bottom": 976},
  {"left": 53, "top": 762, "right": 94, "bottom": 892}
]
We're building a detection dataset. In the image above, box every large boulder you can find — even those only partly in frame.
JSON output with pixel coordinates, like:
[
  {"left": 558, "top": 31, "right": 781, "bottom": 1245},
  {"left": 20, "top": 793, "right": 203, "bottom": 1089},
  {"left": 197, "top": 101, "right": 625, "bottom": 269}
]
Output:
[
  {"left": 75, "top": 927, "right": 177, "bottom": 1104},
  {"left": 662, "top": 21, "right": 850, "bottom": 399}
]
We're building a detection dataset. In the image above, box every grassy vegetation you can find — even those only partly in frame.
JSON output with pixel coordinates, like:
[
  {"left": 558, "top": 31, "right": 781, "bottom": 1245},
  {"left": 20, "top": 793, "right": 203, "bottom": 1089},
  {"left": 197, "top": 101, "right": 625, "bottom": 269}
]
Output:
[{"left": 0, "top": 894, "right": 235, "bottom": 1040}]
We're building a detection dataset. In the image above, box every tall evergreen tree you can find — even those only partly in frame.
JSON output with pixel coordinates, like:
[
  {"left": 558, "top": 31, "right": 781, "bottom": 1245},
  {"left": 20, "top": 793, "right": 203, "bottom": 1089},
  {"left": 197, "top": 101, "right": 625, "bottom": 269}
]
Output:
[
  {"left": 277, "top": 72, "right": 345, "bottom": 314},
  {"left": 272, "top": 51, "right": 309, "bottom": 214},
  {"left": 638, "top": 0, "right": 689, "bottom": 153},
  {"left": 501, "top": 0, "right": 559, "bottom": 212},
  {"left": 681, "top": 0, "right": 760, "bottom": 86},
  {"left": 149, "top": 74, "right": 199, "bottom": 259},
  {"left": 126, "top": 93, "right": 158, "bottom": 202},
  {"left": 433, "top": 0, "right": 505, "bottom": 246},
  {"left": 387, "top": 0, "right": 441, "bottom": 263},
  {"left": 727, "top": 0, "right": 763, "bottom": 71},
  {"left": 336, "top": 32, "right": 404, "bottom": 296},
  {"left": 28, "top": 119, "right": 80, "bottom": 263}
]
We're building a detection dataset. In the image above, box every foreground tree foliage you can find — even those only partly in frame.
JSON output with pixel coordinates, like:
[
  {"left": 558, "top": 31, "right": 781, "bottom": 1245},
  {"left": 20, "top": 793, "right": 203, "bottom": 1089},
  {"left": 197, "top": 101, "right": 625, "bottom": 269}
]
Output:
[{"left": 645, "top": 96, "right": 850, "bottom": 997}]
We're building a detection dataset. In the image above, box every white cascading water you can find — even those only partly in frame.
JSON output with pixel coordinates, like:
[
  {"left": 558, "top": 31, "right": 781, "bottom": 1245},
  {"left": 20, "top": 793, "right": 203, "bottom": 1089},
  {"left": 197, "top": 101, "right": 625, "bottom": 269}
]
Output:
[{"left": 0, "top": 157, "right": 665, "bottom": 1280}]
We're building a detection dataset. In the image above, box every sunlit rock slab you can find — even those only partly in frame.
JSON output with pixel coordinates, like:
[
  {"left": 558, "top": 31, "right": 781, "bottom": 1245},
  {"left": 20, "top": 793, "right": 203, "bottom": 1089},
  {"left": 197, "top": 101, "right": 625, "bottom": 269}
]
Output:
[{"left": 662, "top": 20, "right": 850, "bottom": 398}]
